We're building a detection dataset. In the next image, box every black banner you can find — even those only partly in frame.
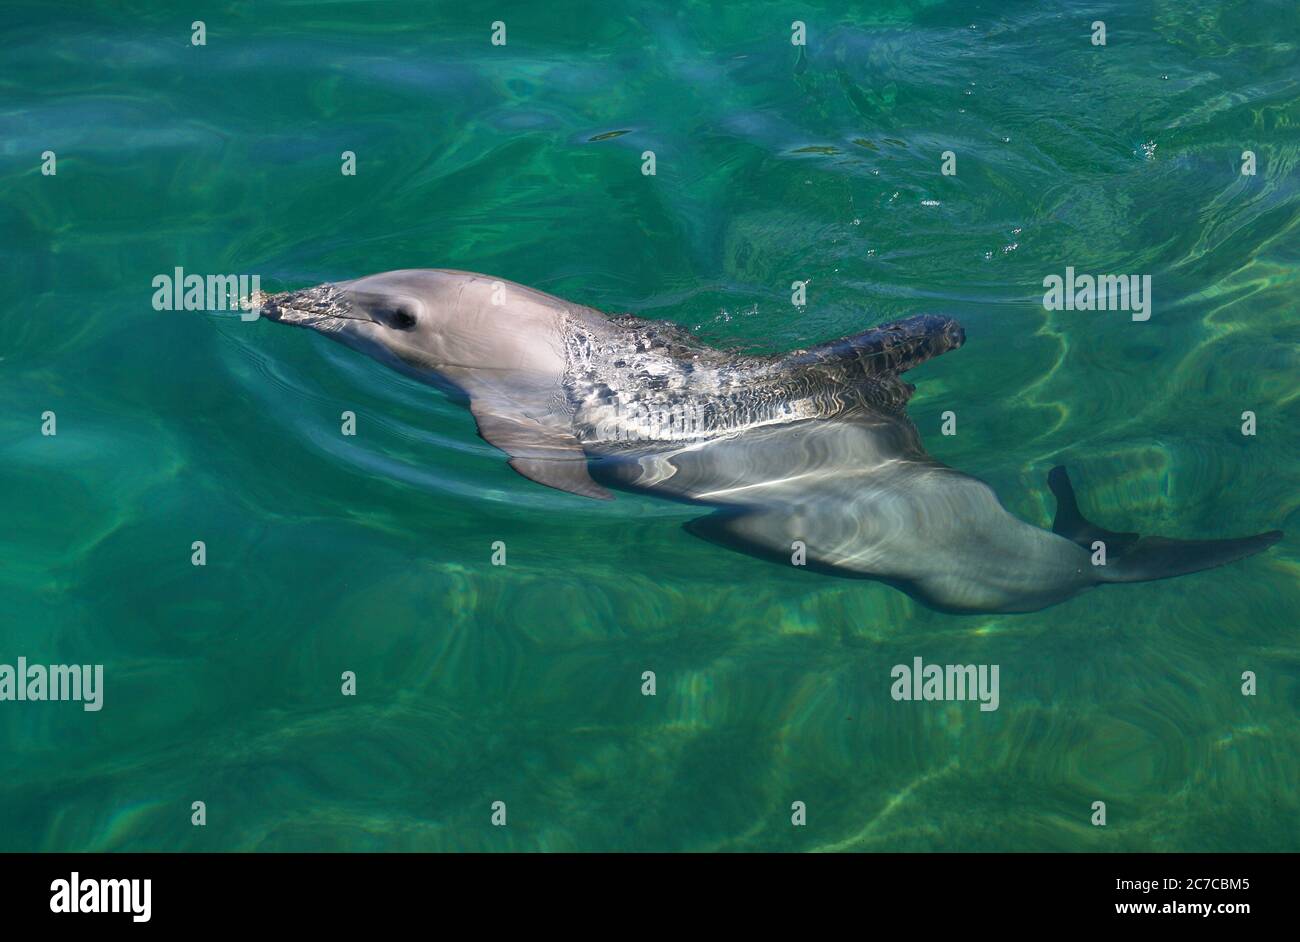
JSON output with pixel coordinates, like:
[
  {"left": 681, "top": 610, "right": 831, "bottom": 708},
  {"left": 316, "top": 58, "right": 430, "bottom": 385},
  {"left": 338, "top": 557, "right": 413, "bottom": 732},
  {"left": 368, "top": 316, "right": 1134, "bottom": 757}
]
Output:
[{"left": 0, "top": 852, "right": 1287, "bottom": 929}]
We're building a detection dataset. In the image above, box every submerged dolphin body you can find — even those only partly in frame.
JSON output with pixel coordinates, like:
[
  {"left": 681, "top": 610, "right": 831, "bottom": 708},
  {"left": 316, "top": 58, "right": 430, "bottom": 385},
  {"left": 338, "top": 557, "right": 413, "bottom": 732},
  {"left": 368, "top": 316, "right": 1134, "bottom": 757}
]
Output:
[{"left": 258, "top": 269, "right": 1282, "bottom": 614}]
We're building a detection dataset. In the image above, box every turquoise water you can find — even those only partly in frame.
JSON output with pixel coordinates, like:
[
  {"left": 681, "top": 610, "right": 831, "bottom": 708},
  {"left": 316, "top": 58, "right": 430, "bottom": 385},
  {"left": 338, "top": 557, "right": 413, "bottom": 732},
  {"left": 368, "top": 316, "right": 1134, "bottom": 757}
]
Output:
[{"left": 2, "top": 0, "right": 1297, "bottom": 851}]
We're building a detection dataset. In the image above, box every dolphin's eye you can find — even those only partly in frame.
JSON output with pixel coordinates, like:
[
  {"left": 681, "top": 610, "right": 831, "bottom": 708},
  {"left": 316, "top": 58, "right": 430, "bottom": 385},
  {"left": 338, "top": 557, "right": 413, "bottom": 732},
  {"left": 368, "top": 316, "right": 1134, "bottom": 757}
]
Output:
[{"left": 380, "top": 306, "right": 417, "bottom": 330}]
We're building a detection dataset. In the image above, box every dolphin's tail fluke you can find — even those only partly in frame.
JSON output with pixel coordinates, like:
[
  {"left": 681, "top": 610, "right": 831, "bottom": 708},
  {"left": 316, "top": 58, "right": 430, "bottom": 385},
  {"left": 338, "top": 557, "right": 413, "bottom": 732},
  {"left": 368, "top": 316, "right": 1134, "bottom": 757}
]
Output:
[
  {"left": 1047, "top": 465, "right": 1282, "bottom": 584},
  {"left": 1096, "top": 531, "right": 1284, "bottom": 583}
]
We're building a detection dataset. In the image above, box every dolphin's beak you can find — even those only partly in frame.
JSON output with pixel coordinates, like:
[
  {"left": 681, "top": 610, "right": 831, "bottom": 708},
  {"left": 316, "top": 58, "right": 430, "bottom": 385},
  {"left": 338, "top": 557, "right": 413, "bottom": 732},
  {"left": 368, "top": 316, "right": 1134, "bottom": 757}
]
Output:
[
  {"left": 255, "top": 285, "right": 355, "bottom": 328},
  {"left": 254, "top": 289, "right": 301, "bottom": 325},
  {"left": 252, "top": 289, "right": 276, "bottom": 321}
]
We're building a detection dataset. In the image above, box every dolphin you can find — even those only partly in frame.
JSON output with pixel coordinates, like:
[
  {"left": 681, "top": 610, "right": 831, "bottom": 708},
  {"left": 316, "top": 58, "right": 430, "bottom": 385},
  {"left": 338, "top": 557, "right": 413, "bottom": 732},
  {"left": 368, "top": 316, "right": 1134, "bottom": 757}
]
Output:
[{"left": 257, "top": 269, "right": 1282, "bottom": 614}]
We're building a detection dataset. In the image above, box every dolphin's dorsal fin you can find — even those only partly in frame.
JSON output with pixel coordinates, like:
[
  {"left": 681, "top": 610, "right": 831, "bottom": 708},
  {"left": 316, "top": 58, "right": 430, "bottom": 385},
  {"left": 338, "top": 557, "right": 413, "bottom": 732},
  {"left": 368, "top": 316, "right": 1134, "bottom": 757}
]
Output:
[
  {"left": 1047, "top": 466, "right": 1139, "bottom": 552},
  {"left": 778, "top": 314, "right": 965, "bottom": 376},
  {"left": 1048, "top": 465, "right": 1282, "bottom": 583},
  {"left": 469, "top": 400, "right": 612, "bottom": 500}
]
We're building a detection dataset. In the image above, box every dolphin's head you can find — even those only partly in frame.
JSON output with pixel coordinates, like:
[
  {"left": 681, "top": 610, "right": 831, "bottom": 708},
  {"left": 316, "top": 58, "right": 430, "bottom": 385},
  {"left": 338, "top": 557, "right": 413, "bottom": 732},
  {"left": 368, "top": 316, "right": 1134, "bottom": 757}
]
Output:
[
  {"left": 256, "top": 268, "right": 571, "bottom": 383},
  {"left": 256, "top": 270, "right": 466, "bottom": 376}
]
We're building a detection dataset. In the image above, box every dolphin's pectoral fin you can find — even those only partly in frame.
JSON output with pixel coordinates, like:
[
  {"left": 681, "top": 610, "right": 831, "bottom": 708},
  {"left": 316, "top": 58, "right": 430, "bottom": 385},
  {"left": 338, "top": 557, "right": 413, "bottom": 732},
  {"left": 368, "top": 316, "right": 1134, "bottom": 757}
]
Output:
[
  {"left": 682, "top": 510, "right": 800, "bottom": 571},
  {"left": 1048, "top": 465, "right": 1282, "bottom": 583},
  {"left": 1047, "top": 466, "right": 1139, "bottom": 553},
  {"left": 506, "top": 456, "right": 613, "bottom": 501},
  {"left": 469, "top": 402, "right": 612, "bottom": 500},
  {"left": 683, "top": 509, "right": 751, "bottom": 554},
  {"left": 683, "top": 509, "right": 809, "bottom": 570}
]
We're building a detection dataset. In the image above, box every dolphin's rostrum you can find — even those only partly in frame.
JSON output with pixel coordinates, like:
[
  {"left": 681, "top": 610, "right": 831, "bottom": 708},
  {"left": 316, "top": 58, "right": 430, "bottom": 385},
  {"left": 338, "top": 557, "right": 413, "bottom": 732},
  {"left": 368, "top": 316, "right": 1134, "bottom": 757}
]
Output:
[{"left": 258, "top": 269, "right": 1282, "bottom": 614}]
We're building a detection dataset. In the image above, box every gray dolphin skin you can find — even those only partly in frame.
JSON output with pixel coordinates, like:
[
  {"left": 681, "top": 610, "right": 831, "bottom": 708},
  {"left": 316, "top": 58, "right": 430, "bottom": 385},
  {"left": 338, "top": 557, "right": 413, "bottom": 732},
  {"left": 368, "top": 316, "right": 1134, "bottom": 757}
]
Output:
[{"left": 258, "top": 269, "right": 1282, "bottom": 614}]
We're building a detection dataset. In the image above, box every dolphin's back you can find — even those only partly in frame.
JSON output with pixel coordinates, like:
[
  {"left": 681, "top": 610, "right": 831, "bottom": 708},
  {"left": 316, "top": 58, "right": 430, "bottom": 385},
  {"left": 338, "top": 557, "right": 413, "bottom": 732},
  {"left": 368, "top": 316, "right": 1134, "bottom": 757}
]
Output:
[{"left": 564, "top": 312, "right": 966, "bottom": 451}]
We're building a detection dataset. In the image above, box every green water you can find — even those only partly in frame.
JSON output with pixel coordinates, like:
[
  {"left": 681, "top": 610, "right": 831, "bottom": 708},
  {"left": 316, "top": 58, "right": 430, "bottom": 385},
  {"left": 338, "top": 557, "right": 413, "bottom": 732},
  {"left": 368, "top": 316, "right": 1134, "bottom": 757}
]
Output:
[{"left": 2, "top": 0, "right": 1297, "bottom": 852}]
